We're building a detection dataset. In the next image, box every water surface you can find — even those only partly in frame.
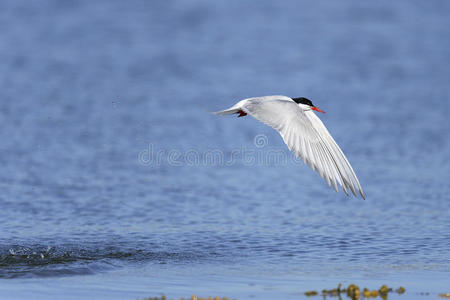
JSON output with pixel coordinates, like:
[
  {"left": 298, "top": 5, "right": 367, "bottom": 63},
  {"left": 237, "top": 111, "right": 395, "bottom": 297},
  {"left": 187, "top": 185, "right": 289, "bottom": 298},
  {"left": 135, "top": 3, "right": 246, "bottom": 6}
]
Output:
[{"left": 0, "top": 0, "right": 449, "bottom": 299}]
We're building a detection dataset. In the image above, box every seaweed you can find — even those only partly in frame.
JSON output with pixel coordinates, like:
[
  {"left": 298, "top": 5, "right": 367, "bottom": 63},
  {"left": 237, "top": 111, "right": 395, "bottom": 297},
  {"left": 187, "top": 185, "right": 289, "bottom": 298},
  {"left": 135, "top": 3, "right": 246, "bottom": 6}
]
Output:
[{"left": 304, "top": 284, "right": 406, "bottom": 299}]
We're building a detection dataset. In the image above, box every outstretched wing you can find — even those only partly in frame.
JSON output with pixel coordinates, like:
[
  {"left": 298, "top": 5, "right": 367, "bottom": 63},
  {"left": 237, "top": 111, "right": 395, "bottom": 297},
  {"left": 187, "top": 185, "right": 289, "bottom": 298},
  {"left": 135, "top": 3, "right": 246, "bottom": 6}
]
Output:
[{"left": 240, "top": 97, "right": 365, "bottom": 199}]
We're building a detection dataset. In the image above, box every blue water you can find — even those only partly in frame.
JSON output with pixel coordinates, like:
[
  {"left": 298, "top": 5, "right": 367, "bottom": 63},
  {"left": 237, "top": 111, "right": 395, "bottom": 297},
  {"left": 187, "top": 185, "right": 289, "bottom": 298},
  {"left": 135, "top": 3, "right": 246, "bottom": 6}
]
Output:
[{"left": 0, "top": 0, "right": 449, "bottom": 299}]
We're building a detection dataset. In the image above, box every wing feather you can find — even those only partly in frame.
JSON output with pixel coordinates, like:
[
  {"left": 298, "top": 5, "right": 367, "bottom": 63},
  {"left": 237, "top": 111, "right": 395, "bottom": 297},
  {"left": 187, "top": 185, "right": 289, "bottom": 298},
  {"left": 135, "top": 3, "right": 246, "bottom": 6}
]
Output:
[{"left": 239, "top": 97, "right": 365, "bottom": 199}]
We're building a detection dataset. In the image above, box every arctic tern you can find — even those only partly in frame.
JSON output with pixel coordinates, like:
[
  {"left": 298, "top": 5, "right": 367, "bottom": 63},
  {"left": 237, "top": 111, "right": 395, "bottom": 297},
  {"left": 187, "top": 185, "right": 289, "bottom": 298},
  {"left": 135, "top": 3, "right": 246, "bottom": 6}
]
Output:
[{"left": 214, "top": 95, "right": 365, "bottom": 199}]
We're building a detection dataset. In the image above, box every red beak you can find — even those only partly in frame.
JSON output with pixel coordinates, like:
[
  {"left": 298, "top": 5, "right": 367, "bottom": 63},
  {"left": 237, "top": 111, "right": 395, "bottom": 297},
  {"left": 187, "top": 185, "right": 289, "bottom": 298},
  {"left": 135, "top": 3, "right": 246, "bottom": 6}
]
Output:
[{"left": 311, "top": 106, "right": 325, "bottom": 113}]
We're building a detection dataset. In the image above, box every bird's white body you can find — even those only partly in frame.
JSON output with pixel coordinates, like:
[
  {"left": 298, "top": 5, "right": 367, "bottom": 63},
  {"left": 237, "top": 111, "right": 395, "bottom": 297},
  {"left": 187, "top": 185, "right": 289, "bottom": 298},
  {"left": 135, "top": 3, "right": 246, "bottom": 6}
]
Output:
[{"left": 214, "top": 95, "right": 365, "bottom": 199}]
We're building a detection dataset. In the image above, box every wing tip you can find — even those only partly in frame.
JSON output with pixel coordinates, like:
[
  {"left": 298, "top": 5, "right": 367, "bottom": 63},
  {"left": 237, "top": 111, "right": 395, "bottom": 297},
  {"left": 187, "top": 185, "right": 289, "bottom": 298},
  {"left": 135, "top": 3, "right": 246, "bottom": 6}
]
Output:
[{"left": 359, "top": 189, "right": 366, "bottom": 200}]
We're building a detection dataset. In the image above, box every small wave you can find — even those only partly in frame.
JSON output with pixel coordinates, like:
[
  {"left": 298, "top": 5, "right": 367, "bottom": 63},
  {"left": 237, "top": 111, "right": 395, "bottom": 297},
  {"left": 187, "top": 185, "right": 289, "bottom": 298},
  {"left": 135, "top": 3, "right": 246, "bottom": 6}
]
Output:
[{"left": 0, "top": 244, "right": 207, "bottom": 278}]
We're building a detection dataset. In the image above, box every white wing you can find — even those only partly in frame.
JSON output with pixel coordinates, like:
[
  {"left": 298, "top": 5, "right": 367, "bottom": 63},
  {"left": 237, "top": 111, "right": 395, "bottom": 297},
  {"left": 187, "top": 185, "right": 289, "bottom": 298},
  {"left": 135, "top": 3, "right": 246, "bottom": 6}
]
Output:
[{"left": 238, "top": 96, "right": 365, "bottom": 199}]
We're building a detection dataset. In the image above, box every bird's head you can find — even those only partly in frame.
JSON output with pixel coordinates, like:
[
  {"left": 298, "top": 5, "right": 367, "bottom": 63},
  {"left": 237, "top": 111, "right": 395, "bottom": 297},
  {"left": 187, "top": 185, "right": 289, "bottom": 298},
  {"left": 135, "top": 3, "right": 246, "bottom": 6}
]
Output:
[{"left": 291, "top": 97, "right": 325, "bottom": 113}]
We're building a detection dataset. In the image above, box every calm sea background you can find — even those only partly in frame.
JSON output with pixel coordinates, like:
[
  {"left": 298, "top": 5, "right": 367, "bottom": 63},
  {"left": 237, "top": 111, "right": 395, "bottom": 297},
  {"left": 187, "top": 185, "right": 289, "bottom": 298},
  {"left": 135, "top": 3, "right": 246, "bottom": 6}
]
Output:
[{"left": 0, "top": 0, "right": 449, "bottom": 299}]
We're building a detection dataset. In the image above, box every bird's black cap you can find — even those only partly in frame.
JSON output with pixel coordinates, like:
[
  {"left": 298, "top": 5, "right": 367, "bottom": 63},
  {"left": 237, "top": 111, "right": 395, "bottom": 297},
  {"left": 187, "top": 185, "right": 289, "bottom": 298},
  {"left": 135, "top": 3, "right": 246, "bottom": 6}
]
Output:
[{"left": 291, "top": 97, "right": 315, "bottom": 107}]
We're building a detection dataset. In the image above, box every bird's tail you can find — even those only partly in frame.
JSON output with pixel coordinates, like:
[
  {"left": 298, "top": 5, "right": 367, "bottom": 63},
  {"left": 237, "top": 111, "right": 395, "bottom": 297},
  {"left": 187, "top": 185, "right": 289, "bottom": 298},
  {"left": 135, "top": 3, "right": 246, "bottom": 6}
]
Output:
[{"left": 212, "top": 107, "right": 240, "bottom": 116}]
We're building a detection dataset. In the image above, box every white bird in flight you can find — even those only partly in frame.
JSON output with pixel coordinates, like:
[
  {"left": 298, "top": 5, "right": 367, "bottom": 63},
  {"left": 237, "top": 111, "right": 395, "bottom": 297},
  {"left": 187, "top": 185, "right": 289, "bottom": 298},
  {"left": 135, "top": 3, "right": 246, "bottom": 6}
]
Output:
[{"left": 214, "top": 95, "right": 365, "bottom": 199}]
